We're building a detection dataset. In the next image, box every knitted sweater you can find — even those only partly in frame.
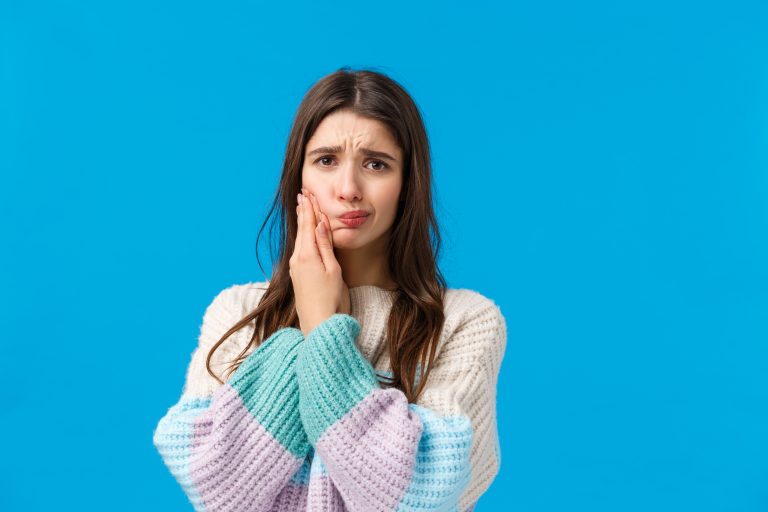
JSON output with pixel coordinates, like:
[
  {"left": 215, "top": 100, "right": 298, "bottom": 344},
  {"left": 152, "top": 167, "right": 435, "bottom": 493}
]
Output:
[{"left": 152, "top": 281, "right": 507, "bottom": 511}]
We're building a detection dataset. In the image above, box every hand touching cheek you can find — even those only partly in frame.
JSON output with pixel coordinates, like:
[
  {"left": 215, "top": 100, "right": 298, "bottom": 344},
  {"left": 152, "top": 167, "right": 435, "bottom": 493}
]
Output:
[{"left": 289, "top": 189, "right": 351, "bottom": 337}]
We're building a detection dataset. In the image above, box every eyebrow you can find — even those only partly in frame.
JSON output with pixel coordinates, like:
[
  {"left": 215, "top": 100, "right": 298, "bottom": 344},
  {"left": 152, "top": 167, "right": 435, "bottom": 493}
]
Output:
[{"left": 306, "top": 145, "right": 398, "bottom": 162}]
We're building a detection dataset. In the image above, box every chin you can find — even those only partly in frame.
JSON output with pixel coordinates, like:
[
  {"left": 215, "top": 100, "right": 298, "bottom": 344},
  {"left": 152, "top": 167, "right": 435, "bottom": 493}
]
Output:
[
  {"left": 332, "top": 240, "right": 365, "bottom": 250},
  {"left": 331, "top": 231, "right": 369, "bottom": 250}
]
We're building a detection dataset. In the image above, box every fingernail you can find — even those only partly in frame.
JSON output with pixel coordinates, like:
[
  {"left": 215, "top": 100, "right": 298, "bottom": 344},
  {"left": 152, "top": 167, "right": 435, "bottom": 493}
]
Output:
[{"left": 297, "top": 193, "right": 301, "bottom": 205}]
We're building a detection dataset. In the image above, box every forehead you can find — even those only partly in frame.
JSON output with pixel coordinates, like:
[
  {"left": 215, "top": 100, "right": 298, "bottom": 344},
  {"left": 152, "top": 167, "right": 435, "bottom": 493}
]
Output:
[{"left": 307, "top": 110, "right": 398, "bottom": 150}]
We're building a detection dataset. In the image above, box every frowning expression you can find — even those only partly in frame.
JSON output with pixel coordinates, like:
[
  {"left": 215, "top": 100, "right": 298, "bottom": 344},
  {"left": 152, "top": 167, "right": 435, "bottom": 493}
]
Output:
[{"left": 301, "top": 109, "right": 404, "bottom": 250}]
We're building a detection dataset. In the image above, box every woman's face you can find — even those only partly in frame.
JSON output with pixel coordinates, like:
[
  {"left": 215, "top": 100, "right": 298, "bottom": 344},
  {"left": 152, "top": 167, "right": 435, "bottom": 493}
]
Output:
[{"left": 301, "top": 109, "right": 403, "bottom": 250}]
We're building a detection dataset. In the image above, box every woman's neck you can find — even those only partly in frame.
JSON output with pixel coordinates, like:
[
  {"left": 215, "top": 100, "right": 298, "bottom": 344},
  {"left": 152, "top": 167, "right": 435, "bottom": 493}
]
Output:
[{"left": 334, "top": 234, "right": 396, "bottom": 290}]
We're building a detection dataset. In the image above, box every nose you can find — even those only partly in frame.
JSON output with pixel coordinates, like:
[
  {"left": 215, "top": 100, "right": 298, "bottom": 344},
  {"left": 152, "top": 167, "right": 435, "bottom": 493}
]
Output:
[{"left": 334, "top": 159, "right": 363, "bottom": 203}]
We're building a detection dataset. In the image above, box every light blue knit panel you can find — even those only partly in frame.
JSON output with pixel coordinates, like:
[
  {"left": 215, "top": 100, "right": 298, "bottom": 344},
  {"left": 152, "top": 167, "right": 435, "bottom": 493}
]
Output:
[
  {"left": 152, "top": 396, "right": 212, "bottom": 512},
  {"left": 394, "top": 403, "right": 473, "bottom": 512}
]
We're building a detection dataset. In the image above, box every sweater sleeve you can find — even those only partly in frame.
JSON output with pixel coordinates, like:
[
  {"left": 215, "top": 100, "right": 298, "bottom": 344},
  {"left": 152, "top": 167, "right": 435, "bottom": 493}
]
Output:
[
  {"left": 152, "top": 284, "right": 311, "bottom": 511},
  {"left": 295, "top": 300, "right": 507, "bottom": 512}
]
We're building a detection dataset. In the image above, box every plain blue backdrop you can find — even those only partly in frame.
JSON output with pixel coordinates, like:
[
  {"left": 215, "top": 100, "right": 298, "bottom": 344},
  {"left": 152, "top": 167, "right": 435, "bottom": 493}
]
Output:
[{"left": 1, "top": 0, "right": 766, "bottom": 510}]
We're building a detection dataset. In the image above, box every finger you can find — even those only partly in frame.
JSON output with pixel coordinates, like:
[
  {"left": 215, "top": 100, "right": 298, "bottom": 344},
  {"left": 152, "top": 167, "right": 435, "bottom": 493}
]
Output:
[
  {"left": 308, "top": 193, "right": 331, "bottom": 247},
  {"left": 307, "top": 193, "right": 331, "bottom": 246},
  {"left": 315, "top": 216, "right": 335, "bottom": 271},
  {"left": 309, "top": 194, "right": 333, "bottom": 241},
  {"left": 322, "top": 212, "right": 333, "bottom": 246},
  {"left": 303, "top": 189, "right": 319, "bottom": 229},
  {"left": 300, "top": 190, "right": 320, "bottom": 258},
  {"left": 294, "top": 195, "right": 302, "bottom": 255},
  {"left": 309, "top": 192, "right": 321, "bottom": 222}
]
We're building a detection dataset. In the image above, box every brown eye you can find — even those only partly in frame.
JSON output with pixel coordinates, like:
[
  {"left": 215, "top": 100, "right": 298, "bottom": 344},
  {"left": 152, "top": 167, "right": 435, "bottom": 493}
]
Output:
[
  {"left": 317, "top": 156, "right": 334, "bottom": 166},
  {"left": 367, "top": 159, "right": 388, "bottom": 172}
]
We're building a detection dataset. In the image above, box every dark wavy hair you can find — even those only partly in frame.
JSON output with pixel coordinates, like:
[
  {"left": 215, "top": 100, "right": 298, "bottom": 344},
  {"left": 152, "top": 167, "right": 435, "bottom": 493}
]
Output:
[{"left": 205, "top": 66, "right": 447, "bottom": 403}]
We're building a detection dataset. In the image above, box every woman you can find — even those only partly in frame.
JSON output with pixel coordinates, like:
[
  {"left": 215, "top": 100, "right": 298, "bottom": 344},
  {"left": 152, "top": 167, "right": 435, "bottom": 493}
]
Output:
[{"left": 152, "top": 67, "right": 507, "bottom": 511}]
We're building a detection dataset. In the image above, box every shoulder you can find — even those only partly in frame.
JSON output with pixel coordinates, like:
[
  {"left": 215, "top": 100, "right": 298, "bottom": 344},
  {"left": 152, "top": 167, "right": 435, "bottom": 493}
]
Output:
[
  {"left": 203, "top": 280, "right": 270, "bottom": 320},
  {"left": 437, "top": 287, "right": 507, "bottom": 368},
  {"left": 198, "top": 280, "right": 270, "bottom": 350},
  {"left": 443, "top": 287, "right": 506, "bottom": 334}
]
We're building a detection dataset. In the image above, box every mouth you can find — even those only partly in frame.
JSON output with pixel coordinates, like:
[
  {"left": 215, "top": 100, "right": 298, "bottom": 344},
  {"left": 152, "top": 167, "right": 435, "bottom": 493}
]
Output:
[{"left": 338, "top": 215, "right": 369, "bottom": 228}]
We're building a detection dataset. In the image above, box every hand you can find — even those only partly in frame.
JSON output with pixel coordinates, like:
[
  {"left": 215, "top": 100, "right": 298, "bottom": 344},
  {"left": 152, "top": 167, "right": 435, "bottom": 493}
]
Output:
[
  {"left": 302, "top": 192, "right": 351, "bottom": 316},
  {"left": 302, "top": 192, "right": 350, "bottom": 316},
  {"left": 290, "top": 188, "right": 351, "bottom": 337}
]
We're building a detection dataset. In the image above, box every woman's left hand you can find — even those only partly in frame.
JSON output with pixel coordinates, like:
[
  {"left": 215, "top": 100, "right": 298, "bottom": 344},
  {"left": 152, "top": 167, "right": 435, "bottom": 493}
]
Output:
[{"left": 290, "top": 188, "right": 351, "bottom": 337}]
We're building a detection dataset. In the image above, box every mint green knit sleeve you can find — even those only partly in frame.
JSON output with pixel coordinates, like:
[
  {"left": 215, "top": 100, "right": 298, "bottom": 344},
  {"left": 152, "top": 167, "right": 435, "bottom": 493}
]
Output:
[
  {"left": 295, "top": 305, "right": 507, "bottom": 512},
  {"left": 152, "top": 285, "right": 312, "bottom": 511}
]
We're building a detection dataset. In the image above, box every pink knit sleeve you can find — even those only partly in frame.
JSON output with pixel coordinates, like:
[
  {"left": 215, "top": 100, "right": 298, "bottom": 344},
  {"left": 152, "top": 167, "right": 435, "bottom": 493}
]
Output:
[
  {"left": 295, "top": 299, "right": 507, "bottom": 511},
  {"left": 152, "top": 284, "right": 311, "bottom": 511}
]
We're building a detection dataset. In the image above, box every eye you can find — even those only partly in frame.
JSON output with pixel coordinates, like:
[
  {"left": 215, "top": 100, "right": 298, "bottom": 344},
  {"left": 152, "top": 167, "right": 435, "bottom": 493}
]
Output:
[
  {"left": 315, "top": 156, "right": 335, "bottom": 167},
  {"left": 313, "top": 156, "right": 389, "bottom": 172},
  {"left": 366, "top": 159, "right": 389, "bottom": 172}
]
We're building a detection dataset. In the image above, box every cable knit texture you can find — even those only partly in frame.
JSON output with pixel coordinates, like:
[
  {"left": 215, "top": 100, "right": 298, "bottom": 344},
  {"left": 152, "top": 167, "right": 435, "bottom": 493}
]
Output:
[{"left": 153, "top": 281, "right": 507, "bottom": 511}]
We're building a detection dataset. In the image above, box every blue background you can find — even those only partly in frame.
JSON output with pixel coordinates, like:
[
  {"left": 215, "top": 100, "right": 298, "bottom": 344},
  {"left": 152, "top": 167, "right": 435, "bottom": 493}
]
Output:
[{"left": 2, "top": 1, "right": 767, "bottom": 510}]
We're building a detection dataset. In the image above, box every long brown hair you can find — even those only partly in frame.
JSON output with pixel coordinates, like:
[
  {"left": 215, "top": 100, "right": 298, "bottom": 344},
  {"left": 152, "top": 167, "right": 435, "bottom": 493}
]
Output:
[{"left": 206, "top": 66, "right": 447, "bottom": 403}]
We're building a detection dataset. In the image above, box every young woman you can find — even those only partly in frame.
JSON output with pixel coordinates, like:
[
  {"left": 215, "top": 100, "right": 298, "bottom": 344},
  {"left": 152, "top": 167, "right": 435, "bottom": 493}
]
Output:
[{"left": 152, "top": 67, "right": 507, "bottom": 511}]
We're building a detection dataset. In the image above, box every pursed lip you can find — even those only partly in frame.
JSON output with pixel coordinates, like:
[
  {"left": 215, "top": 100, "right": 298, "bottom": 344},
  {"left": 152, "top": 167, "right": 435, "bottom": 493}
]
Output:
[{"left": 338, "top": 210, "right": 370, "bottom": 219}]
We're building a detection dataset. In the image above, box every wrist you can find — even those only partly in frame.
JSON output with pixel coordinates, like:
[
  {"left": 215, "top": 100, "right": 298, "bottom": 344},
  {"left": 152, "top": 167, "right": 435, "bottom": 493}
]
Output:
[{"left": 303, "top": 312, "right": 337, "bottom": 337}]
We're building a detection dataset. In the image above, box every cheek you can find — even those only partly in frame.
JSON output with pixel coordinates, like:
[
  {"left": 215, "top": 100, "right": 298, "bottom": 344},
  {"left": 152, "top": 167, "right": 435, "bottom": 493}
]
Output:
[
  {"left": 300, "top": 173, "right": 321, "bottom": 198},
  {"left": 308, "top": 187, "right": 331, "bottom": 213},
  {"left": 381, "top": 185, "right": 402, "bottom": 211},
  {"left": 372, "top": 193, "right": 400, "bottom": 224}
]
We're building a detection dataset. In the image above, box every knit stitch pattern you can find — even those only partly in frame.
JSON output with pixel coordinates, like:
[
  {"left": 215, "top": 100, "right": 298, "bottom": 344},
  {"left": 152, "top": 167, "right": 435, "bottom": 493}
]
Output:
[{"left": 153, "top": 281, "right": 507, "bottom": 511}]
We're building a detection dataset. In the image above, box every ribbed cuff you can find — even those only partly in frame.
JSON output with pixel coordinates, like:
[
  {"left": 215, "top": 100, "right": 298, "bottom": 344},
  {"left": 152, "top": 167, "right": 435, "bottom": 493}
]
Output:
[
  {"left": 227, "top": 326, "right": 310, "bottom": 458},
  {"left": 295, "top": 314, "right": 379, "bottom": 445}
]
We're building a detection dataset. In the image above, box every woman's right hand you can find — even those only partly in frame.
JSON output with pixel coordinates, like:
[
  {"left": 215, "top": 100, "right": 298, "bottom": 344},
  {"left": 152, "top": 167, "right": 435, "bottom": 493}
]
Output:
[
  {"left": 290, "top": 190, "right": 351, "bottom": 337},
  {"left": 301, "top": 193, "right": 351, "bottom": 316}
]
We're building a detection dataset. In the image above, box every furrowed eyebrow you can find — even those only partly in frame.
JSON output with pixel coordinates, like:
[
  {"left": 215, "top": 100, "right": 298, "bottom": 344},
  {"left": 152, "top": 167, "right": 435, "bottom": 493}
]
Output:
[{"left": 306, "top": 145, "right": 397, "bottom": 162}]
